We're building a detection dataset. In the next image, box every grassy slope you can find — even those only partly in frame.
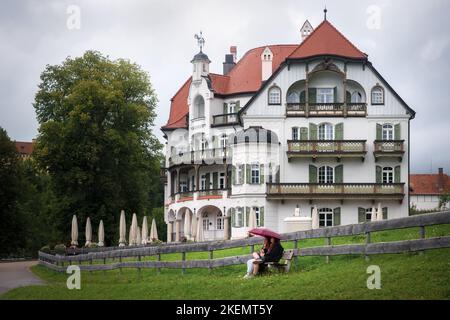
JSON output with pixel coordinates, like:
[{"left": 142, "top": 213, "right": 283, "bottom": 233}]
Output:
[{"left": 2, "top": 224, "right": 450, "bottom": 300}]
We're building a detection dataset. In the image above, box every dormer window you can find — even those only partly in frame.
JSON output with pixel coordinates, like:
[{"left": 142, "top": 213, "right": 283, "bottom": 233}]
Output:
[
  {"left": 193, "top": 95, "right": 205, "bottom": 119},
  {"left": 371, "top": 85, "right": 385, "bottom": 105},
  {"left": 268, "top": 86, "right": 281, "bottom": 105}
]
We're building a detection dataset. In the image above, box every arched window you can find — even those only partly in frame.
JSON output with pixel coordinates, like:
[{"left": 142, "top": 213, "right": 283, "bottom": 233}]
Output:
[
  {"left": 292, "top": 127, "right": 300, "bottom": 140},
  {"left": 216, "top": 211, "right": 224, "bottom": 230},
  {"left": 220, "top": 134, "right": 228, "bottom": 148},
  {"left": 193, "top": 95, "right": 205, "bottom": 119},
  {"left": 382, "top": 124, "right": 394, "bottom": 140},
  {"left": 318, "top": 123, "right": 333, "bottom": 140},
  {"left": 351, "top": 91, "right": 362, "bottom": 103},
  {"left": 319, "top": 208, "right": 333, "bottom": 227},
  {"left": 318, "top": 166, "right": 334, "bottom": 184},
  {"left": 287, "top": 91, "right": 300, "bottom": 104},
  {"left": 268, "top": 86, "right": 281, "bottom": 105},
  {"left": 382, "top": 167, "right": 393, "bottom": 184},
  {"left": 371, "top": 86, "right": 384, "bottom": 105}
]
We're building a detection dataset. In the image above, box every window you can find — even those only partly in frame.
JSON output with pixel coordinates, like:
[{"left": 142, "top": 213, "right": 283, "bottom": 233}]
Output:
[
  {"left": 220, "top": 134, "right": 228, "bottom": 149},
  {"left": 253, "top": 207, "right": 261, "bottom": 226},
  {"left": 193, "top": 95, "right": 205, "bottom": 119},
  {"left": 236, "top": 207, "right": 243, "bottom": 227},
  {"left": 236, "top": 164, "right": 244, "bottom": 185},
  {"left": 365, "top": 208, "right": 373, "bottom": 221},
  {"left": 219, "top": 172, "right": 225, "bottom": 189},
  {"left": 351, "top": 91, "right": 362, "bottom": 103},
  {"left": 318, "top": 123, "right": 333, "bottom": 140},
  {"left": 287, "top": 91, "right": 300, "bottom": 104},
  {"left": 382, "top": 167, "right": 393, "bottom": 184},
  {"left": 319, "top": 208, "right": 333, "bottom": 227},
  {"left": 317, "top": 88, "right": 334, "bottom": 103},
  {"left": 216, "top": 212, "right": 224, "bottom": 230},
  {"left": 382, "top": 124, "right": 394, "bottom": 140},
  {"left": 318, "top": 166, "right": 334, "bottom": 184},
  {"left": 191, "top": 175, "right": 195, "bottom": 190},
  {"left": 180, "top": 181, "right": 188, "bottom": 192},
  {"left": 227, "top": 102, "right": 236, "bottom": 114},
  {"left": 292, "top": 127, "right": 299, "bottom": 140},
  {"left": 371, "top": 86, "right": 384, "bottom": 105},
  {"left": 201, "top": 174, "right": 206, "bottom": 190},
  {"left": 251, "top": 164, "right": 260, "bottom": 184},
  {"left": 268, "top": 86, "right": 281, "bottom": 105},
  {"left": 201, "top": 136, "right": 208, "bottom": 151}
]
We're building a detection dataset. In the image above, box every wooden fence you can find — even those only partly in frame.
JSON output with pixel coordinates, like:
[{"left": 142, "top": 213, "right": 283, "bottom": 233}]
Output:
[{"left": 38, "top": 211, "right": 450, "bottom": 273}]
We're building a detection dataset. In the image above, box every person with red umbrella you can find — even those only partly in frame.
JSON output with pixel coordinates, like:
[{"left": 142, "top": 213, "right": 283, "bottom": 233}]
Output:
[{"left": 243, "top": 228, "right": 284, "bottom": 279}]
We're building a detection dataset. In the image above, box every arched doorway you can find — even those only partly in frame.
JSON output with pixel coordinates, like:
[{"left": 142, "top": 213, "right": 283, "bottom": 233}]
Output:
[{"left": 197, "top": 205, "right": 224, "bottom": 241}]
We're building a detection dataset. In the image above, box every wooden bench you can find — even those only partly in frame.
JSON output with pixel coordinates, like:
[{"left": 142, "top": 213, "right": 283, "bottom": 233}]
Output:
[{"left": 261, "top": 250, "right": 294, "bottom": 274}]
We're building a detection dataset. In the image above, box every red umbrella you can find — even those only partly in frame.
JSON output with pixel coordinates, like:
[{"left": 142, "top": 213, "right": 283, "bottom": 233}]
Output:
[{"left": 248, "top": 228, "right": 282, "bottom": 240}]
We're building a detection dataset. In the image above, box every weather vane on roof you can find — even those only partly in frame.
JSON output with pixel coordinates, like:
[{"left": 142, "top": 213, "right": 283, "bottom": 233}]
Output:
[
  {"left": 324, "top": 6, "right": 328, "bottom": 20},
  {"left": 194, "top": 31, "right": 205, "bottom": 52}
]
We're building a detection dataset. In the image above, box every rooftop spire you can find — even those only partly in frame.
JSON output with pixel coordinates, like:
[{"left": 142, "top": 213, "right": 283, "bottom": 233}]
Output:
[
  {"left": 194, "top": 31, "right": 205, "bottom": 53},
  {"left": 324, "top": 6, "right": 328, "bottom": 20}
]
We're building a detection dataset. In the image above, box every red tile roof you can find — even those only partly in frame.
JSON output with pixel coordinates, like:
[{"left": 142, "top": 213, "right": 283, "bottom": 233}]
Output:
[
  {"left": 15, "top": 141, "right": 34, "bottom": 156},
  {"left": 288, "top": 20, "right": 367, "bottom": 60},
  {"left": 410, "top": 174, "right": 450, "bottom": 195},
  {"left": 162, "top": 20, "right": 367, "bottom": 130}
]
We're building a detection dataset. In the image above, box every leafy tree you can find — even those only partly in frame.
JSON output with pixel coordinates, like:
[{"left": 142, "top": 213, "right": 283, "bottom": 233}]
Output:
[
  {"left": 439, "top": 190, "right": 450, "bottom": 210},
  {"left": 33, "top": 51, "right": 163, "bottom": 246}
]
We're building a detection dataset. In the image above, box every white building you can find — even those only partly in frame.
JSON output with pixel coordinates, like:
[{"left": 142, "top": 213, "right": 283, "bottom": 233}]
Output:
[
  {"left": 161, "top": 17, "right": 415, "bottom": 242},
  {"left": 410, "top": 168, "right": 449, "bottom": 211}
]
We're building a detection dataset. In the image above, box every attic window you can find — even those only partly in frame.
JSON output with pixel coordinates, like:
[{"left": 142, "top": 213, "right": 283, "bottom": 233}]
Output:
[
  {"left": 371, "top": 85, "right": 385, "bottom": 105},
  {"left": 268, "top": 86, "right": 281, "bottom": 105}
]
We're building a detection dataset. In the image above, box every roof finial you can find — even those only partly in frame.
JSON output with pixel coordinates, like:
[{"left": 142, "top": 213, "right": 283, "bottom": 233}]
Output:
[
  {"left": 194, "top": 31, "right": 205, "bottom": 53},
  {"left": 324, "top": 6, "right": 328, "bottom": 20}
]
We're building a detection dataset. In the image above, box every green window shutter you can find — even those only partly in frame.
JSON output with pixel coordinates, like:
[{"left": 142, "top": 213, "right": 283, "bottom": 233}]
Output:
[
  {"left": 300, "top": 91, "right": 306, "bottom": 103},
  {"left": 394, "top": 123, "right": 401, "bottom": 140},
  {"left": 245, "top": 207, "right": 250, "bottom": 227},
  {"left": 309, "top": 165, "right": 317, "bottom": 183},
  {"left": 205, "top": 173, "right": 210, "bottom": 190},
  {"left": 376, "top": 166, "right": 382, "bottom": 183},
  {"left": 246, "top": 164, "right": 251, "bottom": 184},
  {"left": 333, "top": 207, "right": 341, "bottom": 226},
  {"left": 260, "top": 164, "right": 264, "bottom": 184},
  {"left": 335, "top": 123, "right": 344, "bottom": 140},
  {"left": 235, "top": 100, "right": 240, "bottom": 112},
  {"left": 259, "top": 207, "right": 264, "bottom": 227},
  {"left": 308, "top": 88, "right": 317, "bottom": 103},
  {"left": 300, "top": 127, "right": 308, "bottom": 140},
  {"left": 333, "top": 87, "right": 338, "bottom": 103},
  {"left": 358, "top": 207, "right": 366, "bottom": 223},
  {"left": 394, "top": 166, "right": 401, "bottom": 183},
  {"left": 231, "top": 210, "right": 235, "bottom": 227},
  {"left": 223, "top": 102, "right": 228, "bottom": 114},
  {"left": 232, "top": 165, "right": 236, "bottom": 185},
  {"left": 237, "top": 208, "right": 243, "bottom": 227},
  {"left": 376, "top": 124, "right": 382, "bottom": 140},
  {"left": 212, "top": 172, "right": 218, "bottom": 189},
  {"left": 346, "top": 91, "right": 351, "bottom": 103},
  {"left": 309, "top": 123, "right": 317, "bottom": 140},
  {"left": 382, "top": 207, "right": 388, "bottom": 220},
  {"left": 335, "top": 165, "right": 343, "bottom": 183}
]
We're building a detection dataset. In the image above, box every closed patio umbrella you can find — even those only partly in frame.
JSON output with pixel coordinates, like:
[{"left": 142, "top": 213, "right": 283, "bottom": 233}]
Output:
[
  {"left": 312, "top": 206, "right": 319, "bottom": 229},
  {"left": 98, "top": 220, "right": 105, "bottom": 247},
  {"left": 377, "top": 203, "right": 383, "bottom": 221},
  {"left": 136, "top": 226, "right": 142, "bottom": 245},
  {"left": 183, "top": 210, "right": 191, "bottom": 239},
  {"left": 150, "top": 218, "right": 159, "bottom": 242},
  {"left": 71, "top": 215, "right": 78, "bottom": 247},
  {"left": 371, "top": 207, "right": 377, "bottom": 222},
  {"left": 85, "top": 217, "right": 92, "bottom": 247},
  {"left": 196, "top": 216, "right": 204, "bottom": 242},
  {"left": 248, "top": 208, "right": 257, "bottom": 230},
  {"left": 119, "top": 210, "right": 126, "bottom": 246},
  {"left": 190, "top": 215, "right": 197, "bottom": 241},
  {"left": 141, "top": 216, "right": 148, "bottom": 245},
  {"left": 130, "top": 213, "right": 138, "bottom": 246}
]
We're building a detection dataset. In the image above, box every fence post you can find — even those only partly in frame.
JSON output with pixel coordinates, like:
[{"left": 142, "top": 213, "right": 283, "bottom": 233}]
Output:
[
  {"left": 294, "top": 240, "right": 298, "bottom": 270},
  {"left": 182, "top": 252, "right": 186, "bottom": 275},
  {"left": 325, "top": 237, "right": 331, "bottom": 263},
  {"left": 89, "top": 257, "right": 93, "bottom": 273},
  {"left": 138, "top": 255, "right": 142, "bottom": 279},
  {"left": 157, "top": 253, "right": 161, "bottom": 275},
  {"left": 103, "top": 257, "right": 106, "bottom": 276},
  {"left": 250, "top": 244, "right": 254, "bottom": 254},
  {"left": 209, "top": 250, "right": 213, "bottom": 273},
  {"left": 365, "top": 232, "right": 371, "bottom": 262},
  {"left": 119, "top": 255, "right": 122, "bottom": 274},
  {"left": 419, "top": 226, "right": 426, "bottom": 255}
]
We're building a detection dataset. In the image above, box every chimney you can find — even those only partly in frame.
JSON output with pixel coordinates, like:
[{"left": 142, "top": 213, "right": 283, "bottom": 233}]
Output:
[
  {"left": 223, "top": 46, "right": 237, "bottom": 75},
  {"left": 261, "top": 47, "right": 273, "bottom": 81},
  {"left": 438, "top": 168, "right": 444, "bottom": 192},
  {"left": 300, "top": 20, "right": 314, "bottom": 42}
]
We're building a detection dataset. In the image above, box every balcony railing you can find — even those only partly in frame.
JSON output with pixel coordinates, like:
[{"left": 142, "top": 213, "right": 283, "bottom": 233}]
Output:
[
  {"left": 266, "top": 183, "right": 405, "bottom": 201},
  {"left": 287, "top": 140, "right": 366, "bottom": 160},
  {"left": 176, "top": 191, "right": 194, "bottom": 201},
  {"left": 212, "top": 113, "right": 239, "bottom": 126},
  {"left": 168, "top": 148, "right": 231, "bottom": 166},
  {"left": 286, "top": 103, "right": 367, "bottom": 117},
  {"left": 374, "top": 140, "right": 405, "bottom": 161},
  {"left": 198, "top": 188, "right": 226, "bottom": 199}
]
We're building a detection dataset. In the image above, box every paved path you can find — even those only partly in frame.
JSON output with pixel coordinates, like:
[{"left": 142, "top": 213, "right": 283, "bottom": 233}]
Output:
[{"left": 0, "top": 260, "right": 45, "bottom": 294}]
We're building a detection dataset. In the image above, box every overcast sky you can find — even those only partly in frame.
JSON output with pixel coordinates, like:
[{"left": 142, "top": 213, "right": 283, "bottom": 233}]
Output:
[{"left": 0, "top": 0, "right": 449, "bottom": 173}]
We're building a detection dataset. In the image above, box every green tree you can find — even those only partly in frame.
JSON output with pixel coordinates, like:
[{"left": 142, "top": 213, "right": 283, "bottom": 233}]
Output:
[{"left": 33, "top": 51, "right": 163, "bottom": 246}]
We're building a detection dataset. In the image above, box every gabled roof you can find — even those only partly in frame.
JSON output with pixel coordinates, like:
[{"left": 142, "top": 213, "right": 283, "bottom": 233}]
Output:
[
  {"left": 161, "top": 77, "right": 191, "bottom": 130},
  {"left": 410, "top": 174, "right": 450, "bottom": 195},
  {"left": 288, "top": 20, "right": 367, "bottom": 60}
]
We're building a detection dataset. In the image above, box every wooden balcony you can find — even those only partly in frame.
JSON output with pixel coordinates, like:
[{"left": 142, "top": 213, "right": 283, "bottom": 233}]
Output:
[
  {"left": 374, "top": 140, "right": 405, "bottom": 161},
  {"left": 212, "top": 113, "right": 239, "bottom": 127},
  {"left": 168, "top": 148, "right": 231, "bottom": 167},
  {"left": 287, "top": 140, "right": 366, "bottom": 161},
  {"left": 286, "top": 103, "right": 367, "bottom": 117},
  {"left": 198, "top": 188, "right": 227, "bottom": 200},
  {"left": 175, "top": 191, "right": 194, "bottom": 202},
  {"left": 266, "top": 183, "right": 405, "bottom": 201}
]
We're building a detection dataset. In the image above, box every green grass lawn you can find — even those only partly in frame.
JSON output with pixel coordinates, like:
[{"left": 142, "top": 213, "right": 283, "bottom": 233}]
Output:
[{"left": 2, "top": 224, "right": 450, "bottom": 300}]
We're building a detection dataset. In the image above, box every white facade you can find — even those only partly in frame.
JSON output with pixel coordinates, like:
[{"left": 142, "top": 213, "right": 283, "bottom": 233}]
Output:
[{"left": 162, "top": 37, "right": 414, "bottom": 242}]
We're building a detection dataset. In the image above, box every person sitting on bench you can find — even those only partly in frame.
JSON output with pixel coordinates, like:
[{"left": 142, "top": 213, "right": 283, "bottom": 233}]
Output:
[
  {"left": 252, "top": 237, "right": 284, "bottom": 276},
  {"left": 243, "top": 237, "right": 270, "bottom": 279}
]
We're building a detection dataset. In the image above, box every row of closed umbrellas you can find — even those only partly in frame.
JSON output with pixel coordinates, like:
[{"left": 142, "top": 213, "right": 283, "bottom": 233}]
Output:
[{"left": 70, "top": 210, "right": 159, "bottom": 247}]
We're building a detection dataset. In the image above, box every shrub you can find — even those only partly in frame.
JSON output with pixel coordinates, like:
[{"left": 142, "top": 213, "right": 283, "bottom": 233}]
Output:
[
  {"left": 89, "top": 243, "right": 98, "bottom": 248},
  {"left": 40, "top": 245, "right": 51, "bottom": 253},
  {"left": 54, "top": 244, "right": 66, "bottom": 254}
]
